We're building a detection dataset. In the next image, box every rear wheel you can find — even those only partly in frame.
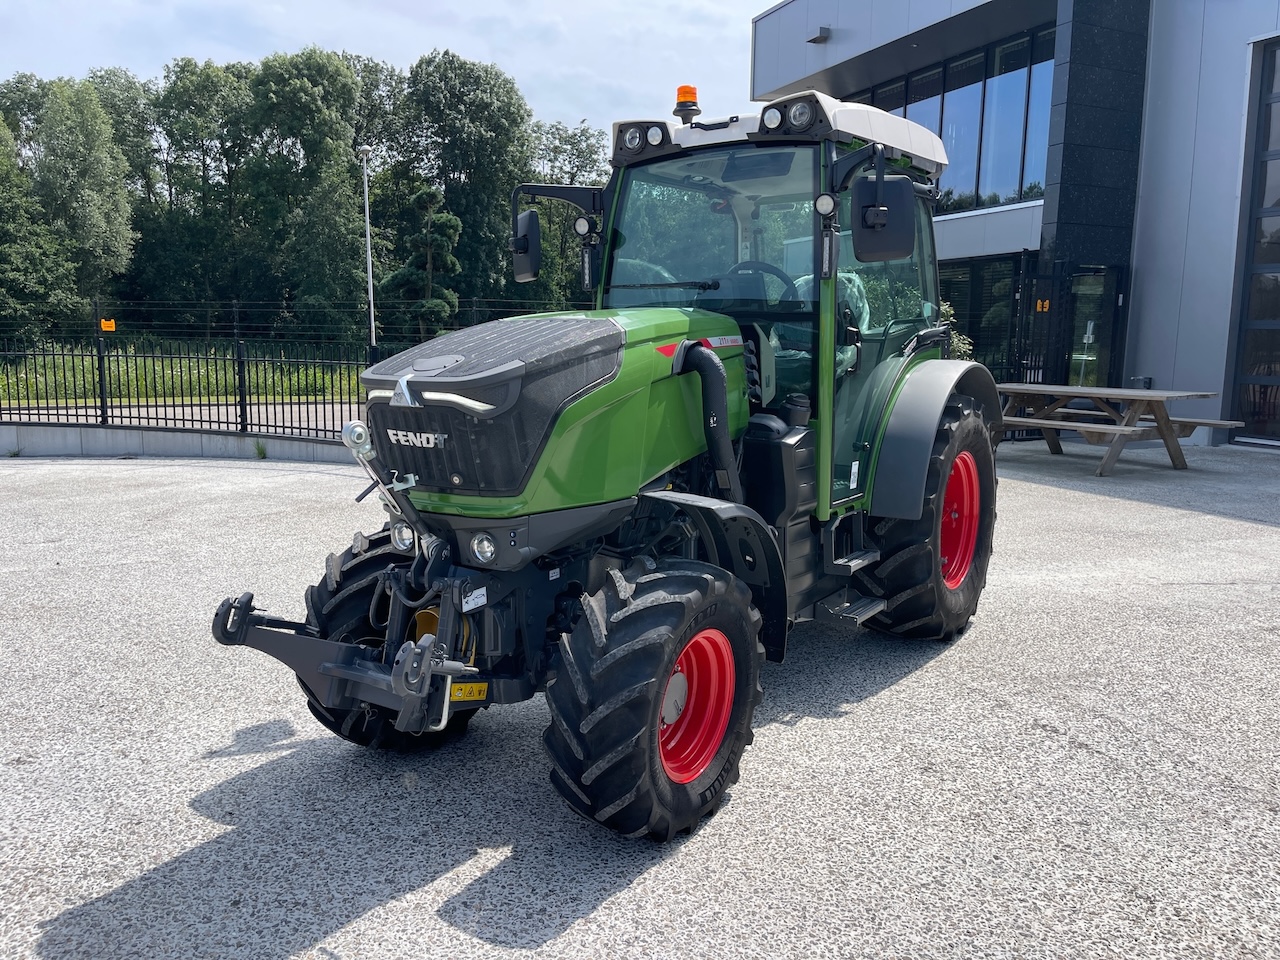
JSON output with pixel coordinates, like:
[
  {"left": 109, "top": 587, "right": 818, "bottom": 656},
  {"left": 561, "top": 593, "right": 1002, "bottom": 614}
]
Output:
[
  {"left": 543, "top": 559, "right": 764, "bottom": 840},
  {"left": 300, "top": 527, "right": 474, "bottom": 750},
  {"left": 854, "top": 394, "right": 997, "bottom": 641}
]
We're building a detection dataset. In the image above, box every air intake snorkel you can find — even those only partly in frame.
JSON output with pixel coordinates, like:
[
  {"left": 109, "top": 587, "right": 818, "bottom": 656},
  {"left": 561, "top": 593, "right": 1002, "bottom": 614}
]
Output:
[{"left": 673, "top": 341, "right": 744, "bottom": 504}]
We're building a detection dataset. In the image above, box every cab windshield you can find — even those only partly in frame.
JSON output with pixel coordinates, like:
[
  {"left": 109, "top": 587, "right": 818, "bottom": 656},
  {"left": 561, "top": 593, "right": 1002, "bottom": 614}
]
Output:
[{"left": 603, "top": 144, "right": 820, "bottom": 318}]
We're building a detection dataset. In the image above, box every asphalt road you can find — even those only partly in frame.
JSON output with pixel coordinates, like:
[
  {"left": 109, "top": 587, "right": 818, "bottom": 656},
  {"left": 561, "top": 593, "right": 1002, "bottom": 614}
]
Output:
[{"left": 2, "top": 441, "right": 1277, "bottom": 959}]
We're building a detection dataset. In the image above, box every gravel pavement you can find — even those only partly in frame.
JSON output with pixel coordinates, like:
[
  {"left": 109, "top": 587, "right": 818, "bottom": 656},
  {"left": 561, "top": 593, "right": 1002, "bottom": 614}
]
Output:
[{"left": 1, "top": 441, "right": 1277, "bottom": 959}]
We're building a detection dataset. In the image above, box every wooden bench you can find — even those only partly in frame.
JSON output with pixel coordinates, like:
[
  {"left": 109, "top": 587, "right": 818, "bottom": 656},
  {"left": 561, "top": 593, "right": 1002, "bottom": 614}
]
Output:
[
  {"left": 1137, "top": 415, "right": 1245, "bottom": 438},
  {"left": 998, "top": 415, "right": 1156, "bottom": 442}
]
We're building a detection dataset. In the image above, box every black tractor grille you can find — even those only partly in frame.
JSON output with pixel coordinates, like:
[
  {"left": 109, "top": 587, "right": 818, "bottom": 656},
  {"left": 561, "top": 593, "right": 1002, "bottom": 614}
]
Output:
[{"left": 363, "top": 317, "right": 624, "bottom": 497}]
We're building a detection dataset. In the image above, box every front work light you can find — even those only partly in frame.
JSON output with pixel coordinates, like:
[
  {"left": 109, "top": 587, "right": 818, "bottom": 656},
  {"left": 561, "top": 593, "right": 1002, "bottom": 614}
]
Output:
[
  {"left": 787, "top": 100, "right": 814, "bottom": 130},
  {"left": 647, "top": 125, "right": 664, "bottom": 146},
  {"left": 470, "top": 533, "right": 497, "bottom": 565},
  {"left": 763, "top": 107, "right": 783, "bottom": 130},
  {"left": 390, "top": 521, "right": 416, "bottom": 552},
  {"left": 573, "top": 216, "right": 593, "bottom": 237},
  {"left": 623, "top": 126, "right": 643, "bottom": 150},
  {"left": 814, "top": 193, "right": 837, "bottom": 217}
]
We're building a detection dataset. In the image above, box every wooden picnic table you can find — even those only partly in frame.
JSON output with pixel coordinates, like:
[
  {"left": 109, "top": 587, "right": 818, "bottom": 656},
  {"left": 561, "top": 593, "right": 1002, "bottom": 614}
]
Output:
[{"left": 994, "top": 383, "right": 1243, "bottom": 476}]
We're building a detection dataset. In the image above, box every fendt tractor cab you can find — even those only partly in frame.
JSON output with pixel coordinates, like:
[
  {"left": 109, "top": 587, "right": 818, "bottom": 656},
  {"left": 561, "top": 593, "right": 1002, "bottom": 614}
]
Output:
[{"left": 214, "top": 88, "right": 1000, "bottom": 841}]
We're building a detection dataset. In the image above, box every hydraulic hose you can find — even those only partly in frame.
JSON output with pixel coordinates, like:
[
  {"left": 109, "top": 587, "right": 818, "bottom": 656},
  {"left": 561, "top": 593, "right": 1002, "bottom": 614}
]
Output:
[{"left": 677, "top": 342, "right": 744, "bottom": 504}]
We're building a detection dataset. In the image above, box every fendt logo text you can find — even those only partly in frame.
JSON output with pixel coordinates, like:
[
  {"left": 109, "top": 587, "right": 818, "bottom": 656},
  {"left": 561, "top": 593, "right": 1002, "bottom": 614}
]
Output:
[{"left": 386, "top": 429, "right": 448, "bottom": 449}]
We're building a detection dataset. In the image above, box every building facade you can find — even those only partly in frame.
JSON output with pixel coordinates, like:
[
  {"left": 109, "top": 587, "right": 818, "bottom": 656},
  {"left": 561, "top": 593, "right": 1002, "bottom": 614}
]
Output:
[{"left": 752, "top": 0, "right": 1280, "bottom": 442}]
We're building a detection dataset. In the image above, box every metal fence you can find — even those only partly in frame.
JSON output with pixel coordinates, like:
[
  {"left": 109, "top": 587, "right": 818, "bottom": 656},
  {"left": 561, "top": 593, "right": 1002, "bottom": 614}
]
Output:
[
  {"left": 1, "top": 298, "right": 591, "bottom": 441},
  {"left": 0, "top": 337, "right": 378, "bottom": 440}
]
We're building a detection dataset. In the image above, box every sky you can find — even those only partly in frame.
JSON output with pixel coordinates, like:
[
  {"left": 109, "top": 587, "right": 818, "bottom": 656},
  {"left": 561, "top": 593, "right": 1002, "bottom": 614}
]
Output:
[{"left": 0, "top": 0, "right": 763, "bottom": 133}]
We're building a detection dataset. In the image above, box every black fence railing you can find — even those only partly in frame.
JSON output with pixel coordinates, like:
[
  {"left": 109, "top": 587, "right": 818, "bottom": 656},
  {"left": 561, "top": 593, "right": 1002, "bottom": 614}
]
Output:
[
  {"left": 1, "top": 298, "right": 591, "bottom": 441},
  {"left": 0, "top": 337, "right": 379, "bottom": 439}
]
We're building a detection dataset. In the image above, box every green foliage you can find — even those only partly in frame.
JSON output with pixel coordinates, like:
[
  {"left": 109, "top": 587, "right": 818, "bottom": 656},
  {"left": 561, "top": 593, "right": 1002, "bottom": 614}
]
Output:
[
  {"left": 32, "top": 80, "right": 135, "bottom": 296},
  {"left": 404, "top": 50, "right": 532, "bottom": 301},
  {"left": 379, "top": 185, "right": 462, "bottom": 340},
  {"left": 940, "top": 300, "right": 974, "bottom": 360},
  {"left": 0, "top": 123, "right": 82, "bottom": 337},
  {"left": 1, "top": 49, "right": 610, "bottom": 341}
]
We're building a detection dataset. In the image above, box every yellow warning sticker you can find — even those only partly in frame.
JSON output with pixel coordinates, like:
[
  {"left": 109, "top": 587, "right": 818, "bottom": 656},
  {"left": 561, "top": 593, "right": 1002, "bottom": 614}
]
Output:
[{"left": 450, "top": 682, "right": 489, "bottom": 702}]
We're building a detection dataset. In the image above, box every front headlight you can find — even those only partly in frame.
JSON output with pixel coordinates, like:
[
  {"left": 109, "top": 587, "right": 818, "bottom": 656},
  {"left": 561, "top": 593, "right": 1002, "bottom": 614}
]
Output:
[
  {"left": 623, "top": 126, "right": 643, "bottom": 151},
  {"left": 470, "top": 533, "right": 497, "bottom": 565},
  {"left": 762, "top": 106, "right": 783, "bottom": 130}
]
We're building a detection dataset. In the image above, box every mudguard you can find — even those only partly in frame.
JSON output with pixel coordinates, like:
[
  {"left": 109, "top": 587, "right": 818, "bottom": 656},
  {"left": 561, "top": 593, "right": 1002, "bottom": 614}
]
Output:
[
  {"left": 641, "top": 490, "right": 789, "bottom": 663},
  {"left": 868, "top": 359, "right": 1000, "bottom": 521}
]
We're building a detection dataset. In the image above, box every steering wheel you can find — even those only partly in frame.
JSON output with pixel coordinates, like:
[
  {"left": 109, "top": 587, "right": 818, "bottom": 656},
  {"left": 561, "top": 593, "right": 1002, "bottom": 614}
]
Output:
[{"left": 728, "top": 260, "right": 800, "bottom": 303}]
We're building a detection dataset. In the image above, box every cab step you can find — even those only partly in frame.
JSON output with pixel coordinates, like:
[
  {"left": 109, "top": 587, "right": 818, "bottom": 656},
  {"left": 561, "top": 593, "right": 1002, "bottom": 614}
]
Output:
[
  {"left": 829, "top": 549, "right": 879, "bottom": 575},
  {"left": 815, "top": 590, "right": 886, "bottom": 625}
]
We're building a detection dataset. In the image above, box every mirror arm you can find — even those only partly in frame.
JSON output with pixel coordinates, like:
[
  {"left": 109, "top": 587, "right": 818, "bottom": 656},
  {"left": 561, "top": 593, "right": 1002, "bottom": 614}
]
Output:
[
  {"left": 828, "top": 142, "right": 876, "bottom": 194},
  {"left": 511, "top": 183, "right": 605, "bottom": 237}
]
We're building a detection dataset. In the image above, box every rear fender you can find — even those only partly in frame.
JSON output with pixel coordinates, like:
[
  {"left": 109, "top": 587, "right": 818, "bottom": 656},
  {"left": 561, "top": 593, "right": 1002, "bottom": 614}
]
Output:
[
  {"left": 868, "top": 360, "right": 1000, "bottom": 521},
  {"left": 641, "top": 490, "right": 789, "bottom": 663}
]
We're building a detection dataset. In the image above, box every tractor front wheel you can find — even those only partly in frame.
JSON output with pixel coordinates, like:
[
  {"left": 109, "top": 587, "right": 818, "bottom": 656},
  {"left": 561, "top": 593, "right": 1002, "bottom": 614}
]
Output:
[
  {"left": 300, "top": 527, "right": 475, "bottom": 750},
  {"left": 543, "top": 559, "right": 764, "bottom": 840},
  {"left": 854, "top": 393, "right": 997, "bottom": 641}
]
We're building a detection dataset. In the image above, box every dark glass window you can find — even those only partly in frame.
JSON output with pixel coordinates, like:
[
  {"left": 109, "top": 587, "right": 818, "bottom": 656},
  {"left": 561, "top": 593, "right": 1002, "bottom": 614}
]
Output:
[
  {"left": 939, "top": 52, "right": 985, "bottom": 213},
  {"left": 979, "top": 38, "right": 1030, "bottom": 205},
  {"left": 1022, "top": 28, "right": 1056, "bottom": 198},
  {"left": 850, "top": 23, "right": 1054, "bottom": 213},
  {"left": 1255, "top": 215, "right": 1280, "bottom": 264},
  {"left": 906, "top": 67, "right": 943, "bottom": 134},
  {"left": 1262, "top": 159, "right": 1280, "bottom": 209},
  {"left": 1248, "top": 274, "right": 1280, "bottom": 323},
  {"left": 874, "top": 79, "right": 906, "bottom": 117},
  {"left": 1235, "top": 40, "right": 1280, "bottom": 439},
  {"left": 1264, "top": 102, "right": 1280, "bottom": 151}
]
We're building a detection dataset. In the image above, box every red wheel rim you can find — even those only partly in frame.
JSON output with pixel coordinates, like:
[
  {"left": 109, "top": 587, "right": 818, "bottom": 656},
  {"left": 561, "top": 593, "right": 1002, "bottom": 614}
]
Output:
[
  {"left": 659, "top": 628, "right": 736, "bottom": 784},
  {"left": 940, "top": 450, "right": 980, "bottom": 590}
]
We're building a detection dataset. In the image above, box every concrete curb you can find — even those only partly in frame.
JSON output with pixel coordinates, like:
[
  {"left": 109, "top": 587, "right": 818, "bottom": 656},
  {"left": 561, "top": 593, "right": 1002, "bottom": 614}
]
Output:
[{"left": 0, "top": 422, "right": 350, "bottom": 464}]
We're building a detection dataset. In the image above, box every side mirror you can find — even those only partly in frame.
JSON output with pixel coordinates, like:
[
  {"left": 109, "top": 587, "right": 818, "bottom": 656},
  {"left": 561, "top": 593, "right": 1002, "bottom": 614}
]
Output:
[
  {"left": 852, "top": 175, "right": 915, "bottom": 263},
  {"left": 511, "top": 209, "right": 542, "bottom": 283}
]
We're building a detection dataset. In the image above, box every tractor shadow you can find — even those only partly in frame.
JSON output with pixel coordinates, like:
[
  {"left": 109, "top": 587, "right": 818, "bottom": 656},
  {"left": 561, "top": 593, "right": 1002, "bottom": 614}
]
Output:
[{"left": 37, "top": 624, "right": 944, "bottom": 958}]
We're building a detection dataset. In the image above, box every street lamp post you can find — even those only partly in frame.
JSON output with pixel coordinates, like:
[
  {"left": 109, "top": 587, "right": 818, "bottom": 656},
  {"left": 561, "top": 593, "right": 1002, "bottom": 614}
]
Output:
[{"left": 357, "top": 144, "right": 377, "bottom": 355}]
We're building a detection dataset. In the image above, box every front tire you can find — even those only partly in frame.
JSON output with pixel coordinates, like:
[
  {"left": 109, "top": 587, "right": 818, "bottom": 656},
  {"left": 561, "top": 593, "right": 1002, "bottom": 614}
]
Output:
[
  {"left": 854, "top": 393, "right": 997, "bottom": 641},
  {"left": 543, "top": 559, "right": 764, "bottom": 840},
  {"left": 300, "top": 527, "right": 474, "bottom": 750}
]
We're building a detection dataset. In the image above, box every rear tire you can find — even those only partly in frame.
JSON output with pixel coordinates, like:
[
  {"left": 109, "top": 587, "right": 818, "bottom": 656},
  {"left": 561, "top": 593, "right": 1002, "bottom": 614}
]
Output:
[
  {"left": 543, "top": 559, "right": 764, "bottom": 840},
  {"left": 854, "top": 393, "right": 996, "bottom": 641},
  {"left": 300, "top": 527, "right": 475, "bottom": 751}
]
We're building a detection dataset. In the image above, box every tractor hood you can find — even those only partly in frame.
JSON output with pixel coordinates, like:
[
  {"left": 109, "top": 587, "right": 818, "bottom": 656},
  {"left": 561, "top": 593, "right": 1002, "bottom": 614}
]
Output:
[
  {"left": 363, "top": 315, "right": 626, "bottom": 497},
  {"left": 361, "top": 307, "right": 746, "bottom": 509}
]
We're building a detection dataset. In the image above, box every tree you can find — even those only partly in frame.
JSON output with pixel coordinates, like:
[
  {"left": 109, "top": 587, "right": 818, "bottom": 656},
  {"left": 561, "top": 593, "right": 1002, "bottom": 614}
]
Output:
[
  {"left": 379, "top": 185, "right": 461, "bottom": 341},
  {"left": 86, "top": 67, "right": 158, "bottom": 202},
  {"left": 403, "top": 51, "right": 531, "bottom": 301},
  {"left": 521, "top": 119, "right": 610, "bottom": 307},
  {"left": 0, "top": 123, "right": 80, "bottom": 338},
  {"left": 0, "top": 72, "right": 47, "bottom": 168},
  {"left": 32, "top": 80, "right": 134, "bottom": 297},
  {"left": 281, "top": 159, "right": 368, "bottom": 339},
  {"left": 341, "top": 54, "right": 407, "bottom": 168}
]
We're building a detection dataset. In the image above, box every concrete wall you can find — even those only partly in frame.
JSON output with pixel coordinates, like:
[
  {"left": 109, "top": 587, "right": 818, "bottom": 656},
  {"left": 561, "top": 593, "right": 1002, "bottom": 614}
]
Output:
[
  {"left": 935, "top": 200, "right": 1043, "bottom": 261},
  {"left": 1127, "top": 0, "right": 1280, "bottom": 418},
  {"left": 0, "top": 423, "right": 350, "bottom": 464}
]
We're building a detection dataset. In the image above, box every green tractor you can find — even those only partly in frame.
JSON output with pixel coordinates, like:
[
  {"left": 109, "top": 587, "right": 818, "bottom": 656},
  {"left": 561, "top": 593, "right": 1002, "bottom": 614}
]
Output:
[{"left": 213, "top": 87, "right": 999, "bottom": 840}]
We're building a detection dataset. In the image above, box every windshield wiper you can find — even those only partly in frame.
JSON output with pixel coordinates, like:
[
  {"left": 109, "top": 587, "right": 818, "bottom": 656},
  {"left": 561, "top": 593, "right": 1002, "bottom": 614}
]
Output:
[{"left": 606, "top": 280, "right": 721, "bottom": 291}]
